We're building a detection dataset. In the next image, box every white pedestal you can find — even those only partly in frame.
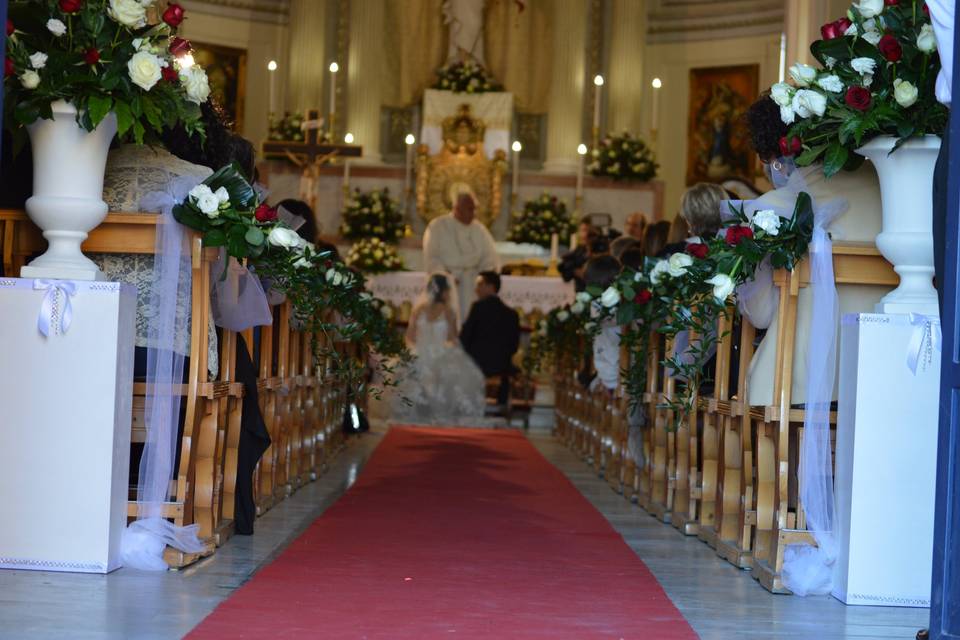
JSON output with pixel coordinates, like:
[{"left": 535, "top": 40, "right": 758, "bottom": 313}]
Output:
[
  {"left": 833, "top": 313, "right": 940, "bottom": 606},
  {"left": 0, "top": 278, "right": 136, "bottom": 573}
]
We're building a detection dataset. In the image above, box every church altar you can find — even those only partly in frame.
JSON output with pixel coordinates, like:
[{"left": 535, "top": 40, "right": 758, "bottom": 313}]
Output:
[
  {"left": 421, "top": 90, "right": 513, "bottom": 159},
  {"left": 367, "top": 271, "right": 574, "bottom": 324}
]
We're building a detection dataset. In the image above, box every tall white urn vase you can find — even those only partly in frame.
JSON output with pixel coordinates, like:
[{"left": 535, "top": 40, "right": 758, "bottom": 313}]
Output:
[
  {"left": 20, "top": 100, "right": 117, "bottom": 281},
  {"left": 856, "top": 135, "right": 940, "bottom": 316}
]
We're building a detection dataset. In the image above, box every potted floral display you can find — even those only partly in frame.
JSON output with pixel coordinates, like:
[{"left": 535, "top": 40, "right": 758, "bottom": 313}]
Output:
[
  {"left": 507, "top": 193, "right": 576, "bottom": 249},
  {"left": 346, "top": 237, "right": 405, "bottom": 274},
  {"left": 432, "top": 60, "right": 502, "bottom": 94},
  {"left": 770, "top": 0, "right": 945, "bottom": 313},
  {"left": 589, "top": 132, "right": 658, "bottom": 182},
  {"left": 340, "top": 188, "right": 409, "bottom": 243},
  {"left": 4, "top": 0, "right": 209, "bottom": 280}
]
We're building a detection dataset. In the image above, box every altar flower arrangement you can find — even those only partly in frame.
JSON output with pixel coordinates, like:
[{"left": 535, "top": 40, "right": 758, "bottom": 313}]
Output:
[
  {"left": 769, "top": 0, "right": 947, "bottom": 176},
  {"left": 340, "top": 187, "right": 409, "bottom": 243},
  {"left": 268, "top": 111, "right": 305, "bottom": 142},
  {"left": 346, "top": 236, "right": 405, "bottom": 274},
  {"left": 4, "top": 0, "right": 209, "bottom": 146},
  {"left": 432, "top": 59, "right": 502, "bottom": 93},
  {"left": 588, "top": 132, "right": 658, "bottom": 182},
  {"left": 507, "top": 192, "right": 577, "bottom": 249}
]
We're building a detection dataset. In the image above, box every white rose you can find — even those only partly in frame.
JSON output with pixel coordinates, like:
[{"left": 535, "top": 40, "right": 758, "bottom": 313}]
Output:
[
  {"left": 127, "top": 51, "right": 162, "bottom": 91},
  {"left": 650, "top": 259, "right": 671, "bottom": 285},
  {"left": 667, "top": 252, "right": 693, "bottom": 278},
  {"left": 788, "top": 63, "right": 817, "bottom": 87},
  {"left": 917, "top": 24, "right": 937, "bottom": 53},
  {"left": 575, "top": 291, "right": 592, "bottom": 304},
  {"left": 46, "top": 19, "right": 66, "bottom": 37},
  {"left": 851, "top": 57, "right": 877, "bottom": 75},
  {"left": 844, "top": 23, "right": 858, "bottom": 37},
  {"left": 556, "top": 310, "right": 570, "bottom": 322},
  {"left": 893, "top": 78, "right": 919, "bottom": 108},
  {"left": 633, "top": 272, "right": 643, "bottom": 282},
  {"left": 792, "top": 89, "right": 827, "bottom": 118},
  {"left": 267, "top": 226, "right": 302, "bottom": 249},
  {"left": 293, "top": 255, "right": 312, "bottom": 269},
  {"left": 196, "top": 194, "right": 219, "bottom": 217},
  {"left": 600, "top": 286, "right": 621, "bottom": 308},
  {"left": 214, "top": 186, "right": 230, "bottom": 204},
  {"left": 188, "top": 184, "right": 213, "bottom": 201},
  {"left": 751, "top": 209, "right": 782, "bottom": 236},
  {"left": 855, "top": 0, "right": 884, "bottom": 19},
  {"left": 108, "top": 0, "right": 148, "bottom": 27},
  {"left": 816, "top": 74, "right": 844, "bottom": 93},
  {"left": 706, "top": 273, "right": 735, "bottom": 302},
  {"left": 862, "top": 30, "right": 882, "bottom": 46},
  {"left": 180, "top": 67, "right": 211, "bottom": 105},
  {"left": 570, "top": 301, "right": 585, "bottom": 315},
  {"left": 29, "top": 52, "right": 47, "bottom": 69},
  {"left": 779, "top": 104, "right": 796, "bottom": 125},
  {"left": 19, "top": 70, "right": 40, "bottom": 89},
  {"left": 770, "top": 82, "right": 794, "bottom": 107}
]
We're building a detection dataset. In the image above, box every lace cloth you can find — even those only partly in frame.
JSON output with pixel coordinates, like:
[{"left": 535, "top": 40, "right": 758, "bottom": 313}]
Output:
[
  {"left": 89, "top": 145, "right": 218, "bottom": 377},
  {"left": 388, "top": 312, "right": 488, "bottom": 425}
]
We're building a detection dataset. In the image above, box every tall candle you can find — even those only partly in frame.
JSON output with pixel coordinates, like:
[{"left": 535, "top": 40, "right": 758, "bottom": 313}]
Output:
[
  {"left": 511, "top": 140, "right": 521, "bottom": 197},
  {"left": 550, "top": 233, "right": 559, "bottom": 263},
  {"left": 651, "top": 77, "right": 662, "bottom": 135},
  {"left": 267, "top": 60, "right": 278, "bottom": 115},
  {"left": 328, "top": 62, "right": 339, "bottom": 134},
  {"left": 592, "top": 75, "right": 604, "bottom": 141},
  {"left": 343, "top": 159, "right": 351, "bottom": 190},
  {"left": 404, "top": 134, "right": 415, "bottom": 210},
  {"left": 576, "top": 144, "right": 587, "bottom": 199}
]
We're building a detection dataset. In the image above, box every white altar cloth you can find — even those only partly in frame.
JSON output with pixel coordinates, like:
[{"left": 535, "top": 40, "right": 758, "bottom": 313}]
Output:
[
  {"left": 367, "top": 271, "right": 574, "bottom": 316},
  {"left": 833, "top": 312, "right": 940, "bottom": 606},
  {"left": 0, "top": 278, "right": 136, "bottom": 573}
]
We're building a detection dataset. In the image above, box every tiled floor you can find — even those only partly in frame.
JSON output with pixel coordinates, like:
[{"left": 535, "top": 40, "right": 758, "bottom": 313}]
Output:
[{"left": 0, "top": 419, "right": 931, "bottom": 639}]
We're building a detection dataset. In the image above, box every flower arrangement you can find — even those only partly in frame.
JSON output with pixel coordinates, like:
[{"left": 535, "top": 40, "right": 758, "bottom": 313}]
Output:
[
  {"left": 769, "top": 0, "right": 947, "bottom": 176},
  {"left": 588, "top": 132, "right": 658, "bottom": 182},
  {"left": 268, "top": 111, "right": 305, "bottom": 142},
  {"left": 340, "top": 188, "right": 409, "bottom": 242},
  {"left": 346, "top": 237, "right": 405, "bottom": 274},
  {"left": 530, "top": 193, "right": 815, "bottom": 428},
  {"left": 4, "top": 1, "right": 209, "bottom": 145},
  {"left": 171, "top": 163, "right": 410, "bottom": 397},
  {"left": 507, "top": 193, "right": 576, "bottom": 249},
  {"left": 432, "top": 60, "right": 502, "bottom": 93}
]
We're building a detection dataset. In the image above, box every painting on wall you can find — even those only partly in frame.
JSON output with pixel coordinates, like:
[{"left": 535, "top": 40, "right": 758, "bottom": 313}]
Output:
[
  {"left": 686, "top": 64, "right": 758, "bottom": 185},
  {"left": 190, "top": 42, "right": 247, "bottom": 133}
]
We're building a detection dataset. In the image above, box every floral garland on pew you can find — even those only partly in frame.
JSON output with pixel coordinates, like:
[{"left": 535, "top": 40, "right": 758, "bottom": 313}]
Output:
[
  {"left": 532, "top": 193, "right": 815, "bottom": 429},
  {"left": 172, "top": 163, "right": 411, "bottom": 398}
]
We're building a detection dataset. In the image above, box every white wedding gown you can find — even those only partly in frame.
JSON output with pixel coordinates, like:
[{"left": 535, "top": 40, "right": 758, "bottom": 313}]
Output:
[{"left": 388, "top": 312, "right": 490, "bottom": 426}]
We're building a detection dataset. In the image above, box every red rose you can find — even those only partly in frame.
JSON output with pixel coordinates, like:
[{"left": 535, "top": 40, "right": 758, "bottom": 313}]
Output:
[
  {"left": 168, "top": 37, "right": 192, "bottom": 57},
  {"left": 4, "top": 58, "right": 14, "bottom": 78},
  {"left": 923, "top": 4, "right": 930, "bottom": 15},
  {"left": 834, "top": 17, "right": 852, "bottom": 34},
  {"left": 255, "top": 204, "right": 278, "bottom": 222},
  {"left": 685, "top": 242, "right": 709, "bottom": 259},
  {"left": 6, "top": 19, "right": 13, "bottom": 36},
  {"left": 725, "top": 226, "right": 753, "bottom": 246},
  {"left": 845, "top": 86, "right": 872, "bottom": 111},
  {"left": 59, "top": 0, "right": 82, "bottom": 13},
  {"left": 820, "top": 22, "right": 839, "bottom": 40},
  {"left": 878, "top": 34, "right": 903, "bottom": 61},
  {"left": 84, "top": 48, "right": 100, "bottom": 65},
  {"left": 884, "top": 0, "right": 899, "bottom": 5},
  {"left": 778, "top": 135, "right": 802, "bottom": 157},
  {"left": 162, "top": 3, "right": 185, "bottom": 27},
  {"left": 635, "top": 289, "right": 652, "bottom": 304},
  {"left": 161, "top": 66, "right": 178, "bottom": 82}
]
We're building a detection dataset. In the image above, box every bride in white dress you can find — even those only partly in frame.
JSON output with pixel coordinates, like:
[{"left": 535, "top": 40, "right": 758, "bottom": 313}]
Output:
[{"left": 388, "top": 272, "right": 488, "bottom": 425}]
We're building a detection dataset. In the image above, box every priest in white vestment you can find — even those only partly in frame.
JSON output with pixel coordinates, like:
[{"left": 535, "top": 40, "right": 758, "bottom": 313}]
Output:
[{"left": 423, "top": 190, "right": 500, "bottom": 322}]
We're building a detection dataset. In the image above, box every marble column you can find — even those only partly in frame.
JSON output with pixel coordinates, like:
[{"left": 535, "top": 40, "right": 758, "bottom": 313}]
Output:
[
  {"left": 286, "top": 0, "right": 330, "bottom": 113},
  {"left": 542, "top": 0, "right": 587, "bottom": 174},
  {"left": 607, "top": 0, "right": 645, "bottom": 135},
  {"left": 346, "top": 0, "right": 384, "bottom": 163}
]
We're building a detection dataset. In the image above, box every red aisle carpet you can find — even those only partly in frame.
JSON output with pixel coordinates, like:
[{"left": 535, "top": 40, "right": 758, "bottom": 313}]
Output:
[{"left": 188, "top": 427, "right": 697, "bottom": 639}]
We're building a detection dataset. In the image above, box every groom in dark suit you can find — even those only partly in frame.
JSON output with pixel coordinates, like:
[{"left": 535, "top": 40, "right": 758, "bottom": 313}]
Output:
[{"left": 460, "top": 271, "right": 521, "bottom": 404}]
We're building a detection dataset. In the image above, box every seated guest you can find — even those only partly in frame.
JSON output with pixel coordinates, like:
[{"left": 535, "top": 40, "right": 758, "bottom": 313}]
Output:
[
  {"left": 620, "top": 247, "right": 644, "bottom": 271},
  {"left": 460, "top": 271, "right": 521, "bottom": 404},
  {"left": 560, "top": 219, "right": 601, "bottom": 291},
  {"left": 642, "top": 220, "right": 670, "bottom": 259},
  {"left": 610, "top": 236, "right": 640, "bottom": 261},
  {"left": 624, "top": 211, "right": 648, "bottom": 241},
  {"left": 583, "top": 255, "right": 622, "bottom": 393},
  {"left": 657, "top": 184, "right": 725, "bottom": 257}
]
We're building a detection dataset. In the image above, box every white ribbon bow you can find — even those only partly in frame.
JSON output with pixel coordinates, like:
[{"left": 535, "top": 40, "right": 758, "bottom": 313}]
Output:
[
  {"left": 907, "top": 313, "right": 942, "bottom": 375},
  {"left": 33, "top": 279, "right": 77, "bottom": 337}
]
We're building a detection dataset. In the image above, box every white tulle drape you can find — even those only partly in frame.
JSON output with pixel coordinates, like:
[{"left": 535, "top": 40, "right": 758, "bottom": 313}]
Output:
[
  {"left": 121, "top": 177, "right": 206, "bottom": 570},
  {"left": 725, "top": 162, "right": 847, "bottom": 595},
  {"left": 210, "top": 251, "right": 272, "bottom": 332}
]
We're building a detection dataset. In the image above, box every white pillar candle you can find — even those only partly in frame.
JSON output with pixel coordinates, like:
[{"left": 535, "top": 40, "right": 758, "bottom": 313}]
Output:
[
  {"left": 404, "top": 134, "right": 415, "bottom": 210},
  {"left": 651, "top": 77, "right": 662, "bottom": 135},
  {"left": 550, "top": 233, "right": 559, "bottom": 262},
  {"left": 511, "top": 140, "right": 522, "bottom": 197},
  {"left": 592, "top": 75, "right": 604, "bottom": 143},
  {"left": 267, "top": 60, "right": 278, "bottom": 115},
  {"left": 575, "top": 143, "right": 587, "bottom": 199},
  {"left": 328, "top": 62, "right": 339, "bottom": 133}
]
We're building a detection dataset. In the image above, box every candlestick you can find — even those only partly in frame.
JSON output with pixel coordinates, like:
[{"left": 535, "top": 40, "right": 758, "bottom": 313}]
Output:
[
  {"left": 511, "top": 140, "right": 521, "bottom": 207},
  {"left": 328, "top": 62, "right": 338, "bottom": 137},
  {"left": 576, "top": 143, "right": 587, "bottom": 200},
  {"left": 267, "top": 60, "right": 278, "bottom": 116},
  {"left": 404, "top": 133, "right": 415, "bottom": 213},
  {"left": 343, "top": 158, "right": 351, "bottom": 191},
  {"left": 547, "top": 232, "right": 560, "bottom": 277},
  {"left": 592, "top": 75, "right": 604, "bottom": 149}
]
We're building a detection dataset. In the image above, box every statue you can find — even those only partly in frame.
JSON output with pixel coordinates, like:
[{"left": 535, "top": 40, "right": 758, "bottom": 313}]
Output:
[{"left": 443, "top": 0, "right": 486, "bottom": 65}]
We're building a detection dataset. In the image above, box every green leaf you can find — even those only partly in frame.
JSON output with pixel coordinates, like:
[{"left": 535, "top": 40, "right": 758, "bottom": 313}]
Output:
[
  {"left": 823, "top": 143, "right": 849, "bottom": 177},
  {"left": 203, "top": 228, "right": 227, "bottom": 247},
  {"left": 796, "top": 142, "right": 829, "bottom": 166},
  {"left": 87, "top": 96, "right": 113, "bottom": 128},
  {"left": 245, "top": 226, "right": 265, "bottom": 246},
  {"left": 113, "top": 101, "right": 134, "bottom": 136}
]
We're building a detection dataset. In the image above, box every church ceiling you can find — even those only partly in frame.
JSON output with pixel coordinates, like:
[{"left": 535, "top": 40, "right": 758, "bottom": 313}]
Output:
[{"left": 647, "top": 0, "right": 784, "bottom": 43}]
